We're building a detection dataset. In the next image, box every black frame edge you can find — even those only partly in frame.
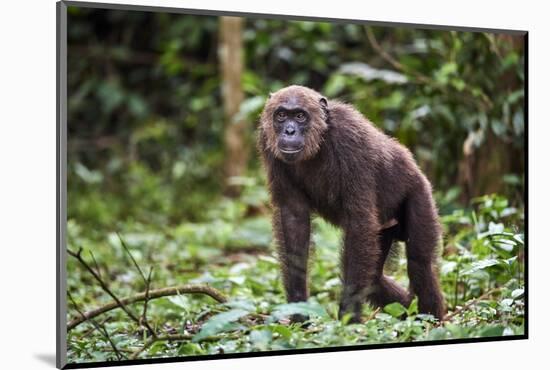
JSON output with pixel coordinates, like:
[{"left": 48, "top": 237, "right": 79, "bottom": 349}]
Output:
[{"left": 523, "top": 32, "right": 529, "bottom": 339}]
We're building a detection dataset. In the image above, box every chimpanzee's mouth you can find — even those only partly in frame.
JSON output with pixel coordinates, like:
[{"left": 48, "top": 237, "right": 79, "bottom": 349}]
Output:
[{"left": 280, "top": 147, "right": 303, "bottom": 154}]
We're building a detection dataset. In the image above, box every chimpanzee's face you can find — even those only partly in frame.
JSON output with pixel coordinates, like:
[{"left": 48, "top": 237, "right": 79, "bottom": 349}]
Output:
[{"left": 273, "top": 104, "right": 310, "bottom": 162}]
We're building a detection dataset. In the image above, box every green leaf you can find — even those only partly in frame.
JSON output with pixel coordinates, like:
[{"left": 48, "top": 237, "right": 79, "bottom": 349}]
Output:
[
  {"left": 434, "top": 62, "right": 457, "bottom": 84},
  {"left": 513, "top": 234, "right": 524, "bottom": 245},
  {"left": 270, "top": 324, "right": 292, "bottom": 340},
  {"left": 96, "top": 80, "right": 124, "bottom": 113},
  {"left": 383, "top": 302, "right": 407, "bottom": 318},
  {"left": 511, "top": 288, "right": 524, "bottom": 300},
  {"left": 407, "top": 298, "right": 419, "bottom": 316},
  {"left": 477, "top": 222, "right": 506, "bottom": 238},
  {"left": 451, "top": 78, "right": 466, "bottom": 91},
  {"left": 249, "top": 329, "right": 273, "bottom": 349},
  {"left": 235, "top": 95, "right": 266, "bottom": 122},
  {"left": 167, "top": 295, "right": 190, "bottom": 311},
  {"left": 192, "top": 309, "right": 250, "bottom": 342},
  {"left": 228, "top": 276, "right": 246, "bottom": 285},
  {"left": 270, "top": 301, "right": 328, "bottom": 321},
  {"left": 177, "top": 342, "right": 203, "bottom": 355},
  {"left": 500, "top": 298, "right": 514, "bottom": 307},
  {"left": 324, "top": 74, "right": 347, "bottom": 97},
  {"left": 224, "top": 299, "right": 256, "bottom": 312},
  {"left": 339, "top": 312, "right": 354, "bottom": 325},
  {"left": 416, "top": 314, "right": 436, "bottom": 321},
  {"left": 503, "top": 327, "right": 515, "bottom": 336},
  {"left": 461, "top": 259, "right": 500, "bottom": 275},
  {"left": 479, "top": 325, "right": 505, "bottom": 337},
  {"left": 504, "top": 256, "right": 518, "bottom": 265},
  {"left": 427, "top": 327, "right": 449, "bottom": 340},
  {"left": 127, "top": 94, "right": 148, "bottom": 117},
  {"left": 374, "top": 312, "right": 394, "bottom": 321},
  {"left": 445, "top": 323, "right": 467, "bottom": 338},
  {"left": 441, "top": 261, "right": 458, "bottom": 275},
  {"left": 148, "top": 341, "right": 166, "bottom": 355},
  {"left": 74, "top": 163, "right": 103, "bottom": 184},
  {"left": 339, "top": 62, "right": 408, "bottom": 84},
  {"left": 495, "top": 239, "right": 515, "bottom": 252}
]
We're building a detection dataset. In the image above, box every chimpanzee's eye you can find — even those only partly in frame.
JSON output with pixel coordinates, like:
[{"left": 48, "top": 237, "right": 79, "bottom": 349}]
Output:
[
  {"left": 295, "top": 112, "right": 306, "bottom": 122},
  {"left": 276, "top": 111, "right": 287, "bottom": 121}
]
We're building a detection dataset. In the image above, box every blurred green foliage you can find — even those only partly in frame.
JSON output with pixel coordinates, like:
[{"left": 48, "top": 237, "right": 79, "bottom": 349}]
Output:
[
  {"left": 67, "top": 7, "right": 524, "bottom": 228},
  {"left": 67, "top": 188, "right": 524, "bottom": 362},
  {"left": 66, "top": 7, "right": 525, "bottom": 364}
]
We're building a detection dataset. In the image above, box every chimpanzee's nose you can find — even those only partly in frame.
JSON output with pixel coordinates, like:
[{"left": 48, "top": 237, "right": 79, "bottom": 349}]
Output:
[{"left": 284, "top": 126, "right": 296, "bottom": 136}]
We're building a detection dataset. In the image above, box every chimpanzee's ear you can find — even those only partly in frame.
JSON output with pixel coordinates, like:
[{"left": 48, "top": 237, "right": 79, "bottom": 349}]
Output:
[{"left": 319, "top": 96, "right": 330, "bottom": 122}]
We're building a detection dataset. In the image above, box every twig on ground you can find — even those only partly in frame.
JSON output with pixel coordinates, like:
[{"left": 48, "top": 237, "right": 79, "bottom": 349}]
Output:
[
  {"left": 81, "top": 317, "right": 110, "bottom": 339},
  {"left": 67, "top": 245, "right": 229, "bottom": 359},
  {"left": 443, "top": 286, "right": 503, "bottom": 322},
  {"left": 68, "top": 291, "right": 124, "bottom": 360},
  {"left": 89, "top": 251, "right": 103, "bottom": 280},
  {"left": 140, "top": 267, "right": 155, "bottom": 337},
  {"left": 68, "top": 248, "right": 143, "bottom": 328},
  {"left": 117, "top": 232, "right": 147, "bottom": 281},
  {"left": 67, "top": 284, "right": 227, "bottom": 331},
  {"left": 116, "top": 234, "right": 157, "bottom": 335},
  {"left": 366, "top": 307, "right": 381, "bottom": 322}
]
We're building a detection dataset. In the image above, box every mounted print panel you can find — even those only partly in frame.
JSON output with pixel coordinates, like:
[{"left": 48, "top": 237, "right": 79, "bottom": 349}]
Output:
[{"left": 57, "top": 1, "right": 527, "bottom": 368}]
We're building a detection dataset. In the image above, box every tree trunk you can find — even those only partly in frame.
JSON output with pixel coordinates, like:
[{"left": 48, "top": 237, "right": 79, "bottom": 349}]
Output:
[{"left": 219, "top": 16, "right": 247, "bottom": 197}]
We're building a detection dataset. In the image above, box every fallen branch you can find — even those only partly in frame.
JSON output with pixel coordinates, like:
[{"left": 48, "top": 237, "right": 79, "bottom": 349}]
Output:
[
  {"left": 365, "top": 307, "right": 381, "bottom": 322},
  {"left": 68, "top": 248, "right": 143, "bottom": 328},
  {"left": 68, "top": 291, "right": 124, "bottom": 360},
  {"left": 140, "top": 267, "right": 155, "bottom": 337},
  {"left": 67, "top": 284, "right": 227, "bottom": 331},
  {"left": 443, "top": 287, "right": 503, "bottom": 322},
  {"left": 117, "top": 234, "right": 156, "bottom": 336}
]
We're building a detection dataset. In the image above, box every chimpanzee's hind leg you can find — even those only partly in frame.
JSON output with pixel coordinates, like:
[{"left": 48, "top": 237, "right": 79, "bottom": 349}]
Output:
[
  {"left": 404, "top": 182, "right": 446, "bottom": 319},
  {"left": 366, "top": 226, "right": 411, "bottom": 309}
]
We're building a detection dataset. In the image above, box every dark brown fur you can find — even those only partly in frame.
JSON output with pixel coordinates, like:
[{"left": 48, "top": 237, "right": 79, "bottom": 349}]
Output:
[{"left": 258, "top": 85, "right": 445, "bottom": 322}]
